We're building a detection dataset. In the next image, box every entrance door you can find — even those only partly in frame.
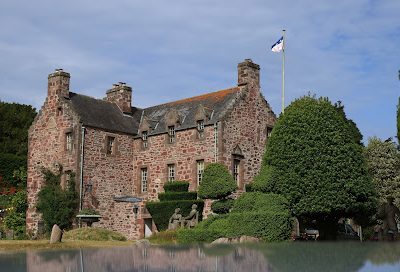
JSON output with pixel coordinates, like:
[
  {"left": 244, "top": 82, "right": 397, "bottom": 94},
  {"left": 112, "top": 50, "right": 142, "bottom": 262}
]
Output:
[{"left": 144, "top": 219, "right": 153, "bottom": 238}]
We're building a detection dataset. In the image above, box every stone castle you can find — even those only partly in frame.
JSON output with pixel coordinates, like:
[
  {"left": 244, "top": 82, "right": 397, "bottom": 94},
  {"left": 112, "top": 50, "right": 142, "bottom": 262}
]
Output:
[{"left": 26, "top": 59, "right": 276, "bottom": 239}]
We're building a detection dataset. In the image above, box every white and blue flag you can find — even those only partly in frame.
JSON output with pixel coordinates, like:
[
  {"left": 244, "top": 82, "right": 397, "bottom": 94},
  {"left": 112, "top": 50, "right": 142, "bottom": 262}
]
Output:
[{"left": 271, "top": 36, "right": 284, "bottom": 52}]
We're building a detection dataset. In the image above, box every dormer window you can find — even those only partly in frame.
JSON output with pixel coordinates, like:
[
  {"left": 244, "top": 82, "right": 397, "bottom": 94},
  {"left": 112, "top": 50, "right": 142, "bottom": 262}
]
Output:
[
  {"left": 168, "top": 126, "right": 175, "bottom": 143},
  {"left": 197, "top": 120, "right": 205, "bottom": 139},
  {"left": 142, "top": 131, "right": 148, "bottom": 148}
]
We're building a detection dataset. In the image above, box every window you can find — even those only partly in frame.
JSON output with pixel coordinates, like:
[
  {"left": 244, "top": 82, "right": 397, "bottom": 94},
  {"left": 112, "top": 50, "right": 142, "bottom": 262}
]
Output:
[
  {"left": 233, "top": 159, "right": 240, "bottom": 184},
  {"left": 197, "top": 160, "right": 204, "bottom": 185},
  {"left": 266, "top": 126, "right": 273, "bottom": 138},
  {"left": 142, "top": 131, "right": 148, "bottom": 148},
  {"left": 197, "top": 120, "right": 205, "bottom": 138},
  {"left": 141, "top": 168, "right": 148, "bottom": 192},
  {"left": 106, "top": 136, "right": 115, "bottom": 155},
  {"left": 168, "top": 164, "right": 175, "bottom": 182},
  {"left": 66, "top": 132, "right": 73, "bottom": 151},
  {"left": 168, "top": 126, "right": 175, "bottom": 143}
]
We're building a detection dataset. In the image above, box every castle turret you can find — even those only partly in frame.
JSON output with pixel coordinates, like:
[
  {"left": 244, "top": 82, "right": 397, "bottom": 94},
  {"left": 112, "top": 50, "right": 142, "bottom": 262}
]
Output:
[{"left": 105, "top": 82, "right": 132, "bottom": 114}]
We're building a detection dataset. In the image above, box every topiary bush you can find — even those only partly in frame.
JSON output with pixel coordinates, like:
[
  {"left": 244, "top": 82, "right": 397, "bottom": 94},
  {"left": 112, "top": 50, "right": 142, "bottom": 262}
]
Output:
[
  {"left": 176, "top": 227, "right": 221, "bottom": 244},
  {"left": 211, "top": 199, "right": 234, "bottom": 214},
  {"left": 163, "top": 181, "right": 190, "bottom": 192},
  {"left": 228, "top": 211, "right": 292, "bottom": 241},
  {"left": 158, "top": 192, "right": 197, "bottom": 201},
  {"left": 198, "top": 163, "right": 237, "bottom": 199},
  {"left": 232, "top": 192, "right": 289, "bottom": 214},
  {"left": 146, "top": 200, "right": 204, "bottom": 231}
]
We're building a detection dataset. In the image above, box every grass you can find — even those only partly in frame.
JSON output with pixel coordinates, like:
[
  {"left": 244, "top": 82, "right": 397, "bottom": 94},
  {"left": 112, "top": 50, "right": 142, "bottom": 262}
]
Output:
[
  {"left": 0, "top": 239, "right": 132, "bottom": 252},
  {"left": 63, "top": 227, "right": 127, "bottom": 241},
  {"left": 0, "top": 228, "right": 130, "bottom": 252}
]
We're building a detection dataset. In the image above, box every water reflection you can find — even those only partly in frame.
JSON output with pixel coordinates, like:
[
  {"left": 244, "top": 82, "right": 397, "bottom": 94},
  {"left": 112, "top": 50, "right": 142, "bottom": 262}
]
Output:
[{"left": 0, "top": 242, "right": 400, "bottom": 272}]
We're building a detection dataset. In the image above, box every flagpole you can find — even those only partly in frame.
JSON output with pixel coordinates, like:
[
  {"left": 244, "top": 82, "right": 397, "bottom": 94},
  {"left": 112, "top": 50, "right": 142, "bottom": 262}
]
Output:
[{"left": 282, "top": 29, "right": 286, "bottom": 114}]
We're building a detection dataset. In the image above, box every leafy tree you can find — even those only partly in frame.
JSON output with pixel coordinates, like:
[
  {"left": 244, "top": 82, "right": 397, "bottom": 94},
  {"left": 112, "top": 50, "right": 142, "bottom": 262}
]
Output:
[
  {"left": 36, "top": 168, "right": 78, "bottom": 232},
  {"left": 364, "top": 137, "right": 400, "bottom": 207},
  {"left": 253, "top": 96, "right": 376, "bottom": 239},
  {"left": 198, "top": 163, "right": 237, "bottom": 199},
  {"left": 4, "top": 191, "right": 28, "bottom": 238},
  {"left": 0, "top": 101, "right": 36, "bottom": 156}
]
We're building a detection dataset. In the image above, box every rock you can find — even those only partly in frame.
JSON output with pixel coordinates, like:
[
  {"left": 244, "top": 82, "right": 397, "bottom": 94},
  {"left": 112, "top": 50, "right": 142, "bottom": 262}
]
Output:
[
  {"left": 211, "top": 236, "right": 260, "bottom": 244},
  {"left": 49, "top": 224, "right": 63, "bottom": 244}
]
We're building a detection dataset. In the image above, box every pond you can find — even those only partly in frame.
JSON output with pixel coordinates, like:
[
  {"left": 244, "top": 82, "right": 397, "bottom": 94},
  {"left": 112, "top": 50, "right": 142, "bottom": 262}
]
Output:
[{"left": 1, "top": 242, "right": 400, "bottom": 272}]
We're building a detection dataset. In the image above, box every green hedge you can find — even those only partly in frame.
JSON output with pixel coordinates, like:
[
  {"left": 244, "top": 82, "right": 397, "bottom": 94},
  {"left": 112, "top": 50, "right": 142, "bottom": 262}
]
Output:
[
  {"left": 232, "top": 192, "right": 289, "bottom": 214},
  {"left": 228, "top": 211, "right": 292, "bottom": 241},
  {"left": 158, "top": 192, "right": 197, "bottom": 201},
  {"left": 163, "top": 181, "right": 190, "bottom": 192},
  {"left": 198, "top": 163, "right": 237, "bottom": 199},
  {"left": 146, "top": 200, "right": 204, "bottom": 231},
  {"left": 0, "top": 153, "right": 26, "bottom": 185},
  {"left": 211, "top": 199, "right": 234, "bottom": 214},
  {"left": 176, "top": 228, "right": 221, "bottom": 244}
]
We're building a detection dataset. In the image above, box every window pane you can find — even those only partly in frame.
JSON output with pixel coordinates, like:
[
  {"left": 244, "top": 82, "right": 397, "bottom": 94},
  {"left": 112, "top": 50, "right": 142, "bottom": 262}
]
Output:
[
  {"left": 168, "top": 164, "right": 175, "bottom": 181},
  {"left": 197, "top": 160, "right": 204, "bottom": 184},
  {"left": 66, "top": 132, "right": 72, "bottom": 151},
  {"left": 107, "top": 136, "right": 115, "bottom": 154},
  {"left": 168, "top": 126, "right": 175, "bottom": 143},
  {"left": 141, "top": 168, "right": 148, "bottom": 192}
]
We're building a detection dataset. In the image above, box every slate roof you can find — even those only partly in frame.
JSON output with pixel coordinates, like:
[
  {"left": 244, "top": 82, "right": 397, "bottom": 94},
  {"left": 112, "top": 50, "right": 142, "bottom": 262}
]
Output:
[
  {"left": 68, "top": 87, "right": 241, "bottom": 136},
  {"left": 141, "top": 87, "right": 240, "bottom": 136},
  {"left": 69, "top": 92, "right": 140, "bottom": 135}
]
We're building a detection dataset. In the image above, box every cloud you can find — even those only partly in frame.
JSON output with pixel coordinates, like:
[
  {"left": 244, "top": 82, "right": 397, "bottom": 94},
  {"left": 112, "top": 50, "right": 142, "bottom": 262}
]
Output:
[{"left": 0, "top": 0, "right": 399, "bottom": 140}]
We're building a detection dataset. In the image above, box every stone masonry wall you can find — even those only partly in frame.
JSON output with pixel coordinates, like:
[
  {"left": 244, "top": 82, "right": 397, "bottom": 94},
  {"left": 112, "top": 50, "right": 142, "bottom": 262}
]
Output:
[
  {"left": 219, "top": 85, "right": 276, "bottom": 190},
  {"left": 133, "top": 125, "right": 216, "bottom": 200},
  {"left": 26, "top": 97, "right": 81, "bottom": 235},
  {"left": 81, "top": 127, "right": 139, "bottom": 239}
]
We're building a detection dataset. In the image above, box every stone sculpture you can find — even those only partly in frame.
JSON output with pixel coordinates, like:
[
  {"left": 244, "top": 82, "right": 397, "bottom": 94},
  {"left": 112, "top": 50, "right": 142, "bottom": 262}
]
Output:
[
  {"left": 183, "top": 204, "right": 199, "bottom": 228},
  {"left": 168, "top": 208, "right": 183, "bottom": 230}
]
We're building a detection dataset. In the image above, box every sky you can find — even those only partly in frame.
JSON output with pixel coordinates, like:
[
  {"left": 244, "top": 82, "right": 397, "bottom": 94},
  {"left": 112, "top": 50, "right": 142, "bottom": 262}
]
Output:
[{"left": 0, "top": 0, "right": 399, "bottom": 142}]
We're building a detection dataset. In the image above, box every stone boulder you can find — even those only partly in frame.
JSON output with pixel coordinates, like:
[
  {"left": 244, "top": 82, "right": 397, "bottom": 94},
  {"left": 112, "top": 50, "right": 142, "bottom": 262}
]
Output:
[{"left": 49, "top": 224, "right": 63, "bottom": 244}]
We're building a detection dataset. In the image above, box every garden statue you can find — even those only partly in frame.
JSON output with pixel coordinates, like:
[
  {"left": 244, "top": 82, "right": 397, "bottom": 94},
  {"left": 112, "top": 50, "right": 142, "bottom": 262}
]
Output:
[
  {"left": 378, "top": 197, "right": 400, "bottom": 240},
  {"left": 183, "top": 204, "right": 199, "bottom": 228},
  {"left": 168, "top": 208, "right": 183, "bottom": 230}
]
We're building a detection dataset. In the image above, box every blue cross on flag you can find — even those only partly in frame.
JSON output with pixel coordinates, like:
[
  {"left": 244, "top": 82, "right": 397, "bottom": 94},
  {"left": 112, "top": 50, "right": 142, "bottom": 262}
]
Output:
[{"left": 271, "top": 36, "right": 284, "bottom": 52}]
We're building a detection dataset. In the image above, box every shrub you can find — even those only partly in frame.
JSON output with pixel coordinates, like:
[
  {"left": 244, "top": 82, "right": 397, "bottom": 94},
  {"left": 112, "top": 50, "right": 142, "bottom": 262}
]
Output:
[
  {"left": 146, "top": 200, "right": 204, "bottom": 231},
  {"left": 176, "top": 227, "right": 221, "bottom": 244},
  {"left": 211, "top": 199, "right": 234, "bottom": 214},
  {"left": 36, "top": 168, "right": 78, "bottom": 232},
  {"left": 78, "top": 209, "right": 100, "bottom": 215},
  {"left": 163, "top": 181, "right": 190, "bottom": 192},
  {"left": 4, "top": 191, "right": 28, "bottom": 238},
  {"left": 232, "top": 192, "right": 289, "bottom": 214},
  {"left": 158, "top": 192, "right": 197, "bottom": 201},
  {"left": 63, "top": 227, "right": 126, "bottom": 241},
  {"left": 228, "top": 211, "right": 292, "bottom": 241},
  {"left": 245, "top": 183, "right": 254, "bottom": 192},
  {"left": 198, "top": 163, "right": 237, "bottom": 199},
  {"left": 206, "top": 216, "right": 233, "bottom": 237}
]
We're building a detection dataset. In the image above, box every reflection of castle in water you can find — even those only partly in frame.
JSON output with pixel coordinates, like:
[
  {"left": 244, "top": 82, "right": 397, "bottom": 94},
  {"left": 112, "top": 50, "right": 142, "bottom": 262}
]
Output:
[{"left": 26, "top": 245, "right": 272, "bottom": 272}]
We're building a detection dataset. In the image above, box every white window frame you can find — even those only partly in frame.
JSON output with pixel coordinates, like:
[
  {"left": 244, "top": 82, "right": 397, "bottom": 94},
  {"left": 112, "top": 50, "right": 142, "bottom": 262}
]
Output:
[
  {"left": 168, "top": 164, "right": 175, "bottom": 182},
  {"left": 141, "top": 168, "right": 148, "bottom": 192},
  {"left": 168, "top": 126, "right": 175, "bottom": 143},
  {"left": 233, "top": 159, "right": 240, "bottom": 185},
  {"left": 197, "top": 160, "right": 204, "bottom": 185},
  {"left": 197, "top": 120, "right": 205, "bottom": 138}
]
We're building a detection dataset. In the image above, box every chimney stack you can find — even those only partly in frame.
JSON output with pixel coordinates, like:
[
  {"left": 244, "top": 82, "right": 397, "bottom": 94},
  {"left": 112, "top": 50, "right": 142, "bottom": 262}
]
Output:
[
  {"left": 237, "top": 59, "right": 260, "bottom": 87},
  {"left": 48, "top": 69, "right": 70, "bottom": 99},
  {"left": 105, "top": 82, "right": 132, "bottom": 114}
]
